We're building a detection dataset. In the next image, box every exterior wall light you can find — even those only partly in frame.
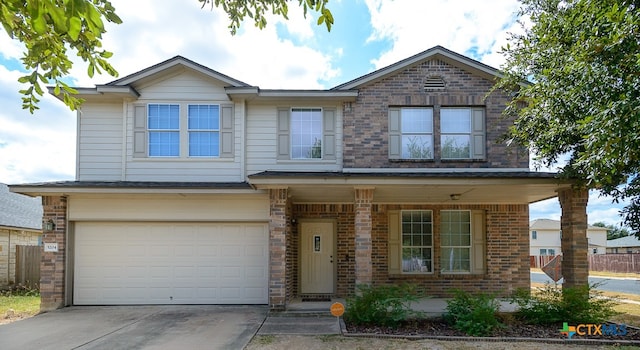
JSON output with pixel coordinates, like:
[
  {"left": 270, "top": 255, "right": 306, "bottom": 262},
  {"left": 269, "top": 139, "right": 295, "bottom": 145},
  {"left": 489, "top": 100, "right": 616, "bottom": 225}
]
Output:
[
  {"left": 450, "top": 194, "right": 461, "bottom": 201},
  {"left": 45, "top": 219, "right": 56, "bottom": 231}
]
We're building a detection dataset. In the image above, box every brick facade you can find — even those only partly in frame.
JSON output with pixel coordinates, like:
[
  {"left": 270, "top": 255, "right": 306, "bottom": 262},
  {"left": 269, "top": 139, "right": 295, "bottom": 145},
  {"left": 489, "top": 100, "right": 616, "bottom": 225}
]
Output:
[
  {"left": 40, "top": 195, "right": 67, "bottom": 311},
  {"left": 559, "top": 188, "right": 589, "bottom": 289},
  {"left": 269, "top": 188, "right": 288, "bottom": 309},
  {"left": 343, "top": 59, "right": 528, "bottom": 169},
  {"left": 354, "top": 188, "right": 374, "bottom": 287},
  {"left": 289, "top": 201, "right": 530, "bottom": 299}
]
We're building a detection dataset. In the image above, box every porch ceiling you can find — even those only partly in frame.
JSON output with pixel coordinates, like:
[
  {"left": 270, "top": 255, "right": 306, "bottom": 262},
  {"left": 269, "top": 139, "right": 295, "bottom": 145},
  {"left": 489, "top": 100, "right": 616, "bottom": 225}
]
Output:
[{"left": 248, "top": 171, "right": 572, "bottom": 204}]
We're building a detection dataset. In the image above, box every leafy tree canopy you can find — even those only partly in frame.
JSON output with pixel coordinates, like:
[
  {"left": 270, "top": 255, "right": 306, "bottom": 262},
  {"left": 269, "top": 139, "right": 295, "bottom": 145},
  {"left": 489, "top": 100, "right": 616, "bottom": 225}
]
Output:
[
  {"left": 592, "top": 222, "right": 631, "bottom": 240},
  {"left": 0, "top": 0, "right": 333, "bottom": 113},
  {"left": 496, "top": 0, "right": 640, "bottom": 237}
]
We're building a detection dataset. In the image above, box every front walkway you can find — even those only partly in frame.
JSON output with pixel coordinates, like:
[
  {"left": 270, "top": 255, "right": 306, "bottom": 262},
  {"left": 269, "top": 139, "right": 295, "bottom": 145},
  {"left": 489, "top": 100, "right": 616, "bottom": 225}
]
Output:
[{"left": 284, "top": 297, "right": 518, "bottom": 317}]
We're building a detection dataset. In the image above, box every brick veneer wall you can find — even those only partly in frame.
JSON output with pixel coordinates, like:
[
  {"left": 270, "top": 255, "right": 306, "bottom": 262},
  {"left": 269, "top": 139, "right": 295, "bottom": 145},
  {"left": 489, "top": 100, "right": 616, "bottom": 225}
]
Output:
[
  {"left": 559, "top": 188, "right": 589, "bottom": 289},
  {"left": 40, "top": 195, "right": 67, "bottom": 311},
  {"left": 343, "top": 58, "right": 528, "bottom": 169},
  {"left": 269, "top": 188, "right": 288, "bottom": 309},
  {"left": 291, "top": 202, "right": 530, "bottom": 298}
]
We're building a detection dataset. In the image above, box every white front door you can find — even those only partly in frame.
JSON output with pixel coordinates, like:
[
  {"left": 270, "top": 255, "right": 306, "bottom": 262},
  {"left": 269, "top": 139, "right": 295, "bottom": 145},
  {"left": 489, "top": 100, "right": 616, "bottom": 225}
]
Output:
[{"left": 300, "top": 222, "right": 334, "bottom": 294}]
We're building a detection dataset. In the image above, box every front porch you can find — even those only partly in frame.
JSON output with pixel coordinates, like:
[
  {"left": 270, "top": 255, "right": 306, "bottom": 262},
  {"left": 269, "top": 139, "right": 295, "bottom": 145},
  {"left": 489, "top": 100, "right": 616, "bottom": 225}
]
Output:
[{"left": 253, "top": 171, "right": 590, "bottom": 310}]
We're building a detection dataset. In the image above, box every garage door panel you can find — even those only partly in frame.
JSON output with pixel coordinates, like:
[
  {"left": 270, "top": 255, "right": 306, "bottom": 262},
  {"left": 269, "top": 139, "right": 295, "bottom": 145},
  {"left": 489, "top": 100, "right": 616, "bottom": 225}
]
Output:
[{"left": 74, "top": 222, "right": 268, "bottom": 305}]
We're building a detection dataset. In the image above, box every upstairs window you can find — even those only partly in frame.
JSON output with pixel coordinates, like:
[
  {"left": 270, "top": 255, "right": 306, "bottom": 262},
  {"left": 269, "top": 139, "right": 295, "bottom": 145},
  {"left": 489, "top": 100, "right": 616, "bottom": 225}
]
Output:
[
  {"left": 133, "top": 103, "right": 233, "bottom": 159},
  {"left": 532, "top": 230, "right": 537, "bottom": 240},
  {"left": 388, "top": 107, "right": 434, "bottom": 159},
  {"left": 188, "top": 105, "right": 220, "bottom": 157},
  {"left": 148, "top": 104, "right": 180, "bottom": 157},
  {"left": 440, "top": 108, "right": 485, "bottom": 160},
  {"left": 291, "top": 108, "right": 323, "bottom": 159},
  {"left": 276, "top": 107, "right": 336, "bottom": 161}
]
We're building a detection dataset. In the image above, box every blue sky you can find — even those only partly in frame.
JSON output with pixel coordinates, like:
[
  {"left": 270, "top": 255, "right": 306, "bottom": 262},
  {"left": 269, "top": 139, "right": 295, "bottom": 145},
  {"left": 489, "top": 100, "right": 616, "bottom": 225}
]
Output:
[{"left": 0, "top": 0, "right": 628, "bottom": 226}]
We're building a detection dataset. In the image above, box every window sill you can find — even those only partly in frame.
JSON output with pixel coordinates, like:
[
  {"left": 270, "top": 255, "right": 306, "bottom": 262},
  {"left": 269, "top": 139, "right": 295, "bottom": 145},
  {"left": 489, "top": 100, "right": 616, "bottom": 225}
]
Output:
[
  {"left": 277, "top": 160, "right": 337, "bottom": 164},
  {"left": 134, "top": 157, "right": 235, "bottom": 162},
  {"left": 389, "top": 159, "right": 435, "bottom": 163},
  {"left": 440, "top": 159, "right": 486, "bottom": 163}
]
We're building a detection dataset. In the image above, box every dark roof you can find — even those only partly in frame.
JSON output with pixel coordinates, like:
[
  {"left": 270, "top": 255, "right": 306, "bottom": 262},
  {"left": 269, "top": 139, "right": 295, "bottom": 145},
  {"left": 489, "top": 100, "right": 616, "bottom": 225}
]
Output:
[
  {"left": 0, "top": 183, "right": 42, "bottom": 230},
  {"left": 248, "top": 171, "right": 559, "bottom": 179},
  {"left": 11, "top": 181, "right": 252, "bottom": 190}
]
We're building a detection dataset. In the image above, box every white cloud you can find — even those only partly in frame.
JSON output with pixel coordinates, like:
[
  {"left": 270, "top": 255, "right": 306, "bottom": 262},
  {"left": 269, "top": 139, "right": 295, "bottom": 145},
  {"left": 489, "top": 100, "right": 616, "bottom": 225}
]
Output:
[
  {"left": 0, "top": 66, "right": 76, "bottom": 184},
  {"left": 363, "top": 0, "right": 521, "bottom": 69}
]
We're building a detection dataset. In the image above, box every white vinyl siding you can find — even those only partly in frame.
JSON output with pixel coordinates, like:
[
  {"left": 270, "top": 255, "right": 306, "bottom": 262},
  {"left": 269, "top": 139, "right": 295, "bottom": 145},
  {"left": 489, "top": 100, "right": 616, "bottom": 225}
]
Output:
[
  {"left": 123, "top": 71, "right": 242, "bottom": 182},
  {"left": 77, "top": 103, "right": 124, "bottom": 181},
  {"left": 246, "top": 104, "right": 342, "bottom": 174}
]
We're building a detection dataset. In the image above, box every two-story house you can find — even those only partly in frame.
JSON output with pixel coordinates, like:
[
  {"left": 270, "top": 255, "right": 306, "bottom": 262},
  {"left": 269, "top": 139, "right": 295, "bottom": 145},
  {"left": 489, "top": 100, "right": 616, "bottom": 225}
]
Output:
[
  {"left": 11, "top": 46, "right": 590, "bottom": 311},
  {"left": 530, "top": 218, "right": 607, "bottom": 257}
]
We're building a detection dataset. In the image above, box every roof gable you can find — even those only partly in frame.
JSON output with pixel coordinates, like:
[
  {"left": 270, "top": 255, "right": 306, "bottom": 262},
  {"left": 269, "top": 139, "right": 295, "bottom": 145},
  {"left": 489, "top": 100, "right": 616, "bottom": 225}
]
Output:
[
  {"left": 331, "top": 45, "right": 501, "bottom": 90},
  {"left": 105, "top": 56, "right": 252, "bottom": 89}
]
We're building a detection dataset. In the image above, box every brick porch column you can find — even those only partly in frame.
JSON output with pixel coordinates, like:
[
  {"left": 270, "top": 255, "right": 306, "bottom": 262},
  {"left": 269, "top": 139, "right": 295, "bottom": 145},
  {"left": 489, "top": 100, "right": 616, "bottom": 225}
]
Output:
[
  {"left": 40, "top": 195, "right": 67, "bottom": 311},
  {"left": 558, "top": 187, "right": 589, "bottom": 290},
  {"left": 354, "top": 187, "right": 374, "bottom": 288},
  {"left": 269, "top": 188, "right": 288, "bottom": 309}
]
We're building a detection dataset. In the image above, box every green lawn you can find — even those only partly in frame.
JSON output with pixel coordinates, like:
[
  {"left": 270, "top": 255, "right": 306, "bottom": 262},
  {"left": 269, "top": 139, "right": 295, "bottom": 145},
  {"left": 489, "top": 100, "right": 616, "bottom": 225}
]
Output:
[{"left": 0, "top": 290, "right": 40, "bottom": 323}]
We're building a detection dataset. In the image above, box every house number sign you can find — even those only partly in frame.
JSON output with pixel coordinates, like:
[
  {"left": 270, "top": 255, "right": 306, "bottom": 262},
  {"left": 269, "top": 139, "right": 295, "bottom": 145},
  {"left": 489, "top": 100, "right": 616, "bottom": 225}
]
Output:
[{"left": 44, "top": 242, "right": 58, "bottom": 252}]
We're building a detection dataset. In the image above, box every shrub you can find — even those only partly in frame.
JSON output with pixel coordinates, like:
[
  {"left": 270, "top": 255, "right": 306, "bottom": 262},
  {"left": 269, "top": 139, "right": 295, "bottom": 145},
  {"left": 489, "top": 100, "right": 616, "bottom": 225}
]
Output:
[
  {"left": 444, "top": 290, "right": 503, "bottom": 336},
  {"left": 344, "top": 284, "right": 422, "bottom": 328},
  {"left": 0, "top": 284, "right": 39, "bottom": 297},
  {"left": 510, "top": 282, "right": 619, "bottom": 325}
]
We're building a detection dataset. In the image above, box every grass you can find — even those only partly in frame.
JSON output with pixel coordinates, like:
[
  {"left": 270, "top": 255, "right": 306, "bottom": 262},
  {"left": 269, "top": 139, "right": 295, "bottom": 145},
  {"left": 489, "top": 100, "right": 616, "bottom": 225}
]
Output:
[
  {"left": 0, "top": 287, "right": 40, "bottom": 323},
  {"left": 531, "top": 282, "right": 640, "bottom": 327}
]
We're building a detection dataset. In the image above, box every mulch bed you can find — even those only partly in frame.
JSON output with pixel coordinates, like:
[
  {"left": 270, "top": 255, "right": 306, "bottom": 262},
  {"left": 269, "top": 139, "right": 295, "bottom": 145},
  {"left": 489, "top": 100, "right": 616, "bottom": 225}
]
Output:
[{"left": 346, "top": 317, "right": 640, "bottom": 341}]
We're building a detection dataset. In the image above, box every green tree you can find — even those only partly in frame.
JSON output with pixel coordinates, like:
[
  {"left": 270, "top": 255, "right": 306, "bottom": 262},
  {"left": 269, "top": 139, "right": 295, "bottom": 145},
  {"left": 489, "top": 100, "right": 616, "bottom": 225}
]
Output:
[
  {"left": 592, "top": 222, "right": 631, "bottom": 240},
  {"left": 0, "top": 0, "right": 333, "bottom": 113},
  {"left": 496, "top": 0, "right": 640, "bottom": 238}
]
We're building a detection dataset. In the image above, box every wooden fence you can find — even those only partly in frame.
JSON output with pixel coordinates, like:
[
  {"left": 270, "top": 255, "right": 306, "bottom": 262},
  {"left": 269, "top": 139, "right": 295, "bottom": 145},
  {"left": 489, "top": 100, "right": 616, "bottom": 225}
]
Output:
[
  {"left": 529, "top": 255, "right": 557, "bottom": 268},
  {"left": 589, "top": 253, "right": 640, "bottom": 274},
  {"left": 530, "top": 253, "right": 640, "bottom": 274},
  {"left": 15, "top": 245, "right": 40, "bottom": 288}
]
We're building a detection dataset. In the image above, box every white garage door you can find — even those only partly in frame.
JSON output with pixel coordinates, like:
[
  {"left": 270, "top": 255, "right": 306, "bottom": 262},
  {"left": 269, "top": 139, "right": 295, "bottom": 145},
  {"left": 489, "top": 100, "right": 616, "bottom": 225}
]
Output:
[{"left": 74, "top": 222, "right": 269, "bottom": 305}]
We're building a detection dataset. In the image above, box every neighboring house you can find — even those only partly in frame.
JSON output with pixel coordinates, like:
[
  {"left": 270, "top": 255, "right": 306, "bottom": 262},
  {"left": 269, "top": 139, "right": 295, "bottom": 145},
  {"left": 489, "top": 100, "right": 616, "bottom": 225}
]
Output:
[
  {"left": 0, "top": 183, "right": 42, "bottom": 286},
  {"left": 607, "top": 235, "right": 640, "bottom": 254},
  {"left": 11, "top": 46, "right": 591, "bottom": 311},
  {"left": 530, "top": 218, "right": 607, "bottom": 256}
]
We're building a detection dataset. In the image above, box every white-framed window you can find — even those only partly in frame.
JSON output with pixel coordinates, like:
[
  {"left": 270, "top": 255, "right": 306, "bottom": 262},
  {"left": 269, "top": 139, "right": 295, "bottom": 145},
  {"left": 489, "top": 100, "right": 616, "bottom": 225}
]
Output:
[
  {"left": 276, "top": 107, "right": 336, "bottom": 161},
  {"left": 148, "top": 104, "right": 180, "bottom": 157},
  {"left": 532, "top": 230, "right": 537, "bottom": 240},
  {"left": 389, "top": 209, "right": 485, "bottom": 275},
  {"left": 539, "top": 248, "right": 556, "bottom": 256},
  {"left": 291, "top": 108, "right": 323, "bottom": 159},
  {"left": 440, "top": 210, "right": 471, "bottom": 273},
  {"left": 389, "top": 107, "right": 484, "bottom": 160},
  {"left": 133, "top": 103, "right": 233, "bottom": 159},
  {"left": 401, "top": 108, "right": 433, "bottom": 159},
  {"left": 388, "top": 107, "right": 433, "bottom": 159},
  {"left": 401, "top": 210, "right": 433, "bottom": 273},
  {"left": 188, "top": 105, "right": 220, "bottom": 157}
]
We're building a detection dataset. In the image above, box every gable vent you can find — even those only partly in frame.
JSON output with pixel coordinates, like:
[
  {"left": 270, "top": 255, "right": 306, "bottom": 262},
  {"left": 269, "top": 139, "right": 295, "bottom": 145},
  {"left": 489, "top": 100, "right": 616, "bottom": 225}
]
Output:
[{"left": 424, "top": 76, "right": 446, "bottom": 91}]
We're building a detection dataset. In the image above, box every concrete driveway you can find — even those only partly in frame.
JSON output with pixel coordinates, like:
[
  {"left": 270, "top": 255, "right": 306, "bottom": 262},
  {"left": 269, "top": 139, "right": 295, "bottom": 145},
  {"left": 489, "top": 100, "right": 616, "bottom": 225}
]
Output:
[{"left": 0, "top": 305, "right": 268, "bottom": 350}]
